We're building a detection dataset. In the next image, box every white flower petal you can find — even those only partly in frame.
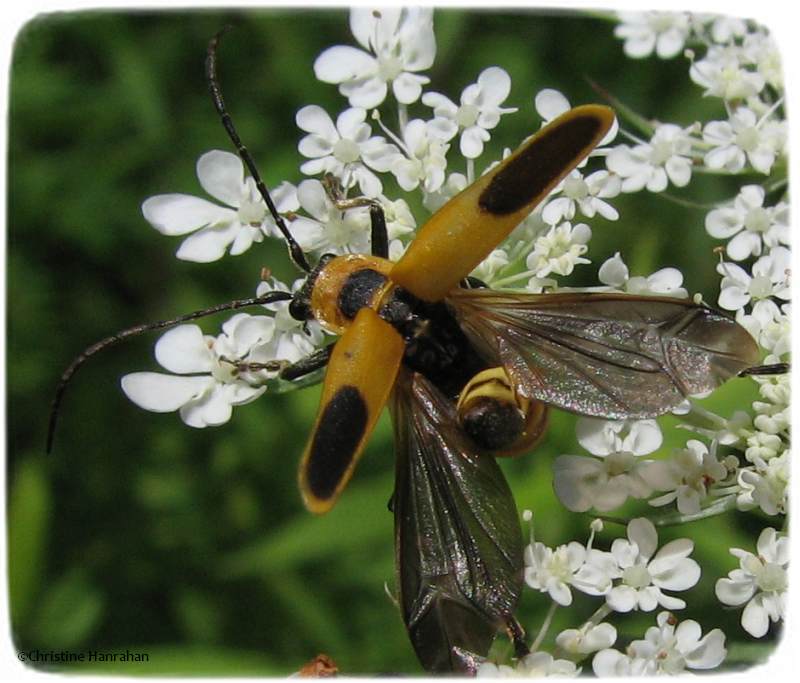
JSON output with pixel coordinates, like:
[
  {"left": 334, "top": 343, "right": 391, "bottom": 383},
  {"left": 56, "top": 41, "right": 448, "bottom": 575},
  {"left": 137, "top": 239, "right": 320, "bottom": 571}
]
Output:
[
  {"left": 460, "top": 126, "right": 489, "bottom": 159},
  {"left": 576, "top": 418, "right": 619, "bottom": 455},
  {"left": 628, "top": 518, "right": 658, "bottom": 560},
  {"left": 553, "top": 455, "right": 601, "bottom": 511},
  {"left": 477, "top": 66, "right": 511, "bottom": 104},
  {"left": 646, "top": 267, "right": 685, "bottom": 295},
  {"left": 175, "top": 223, "right": 239, "bottom": 263},
  {"left": 685, "top": 629, "right": 726, "bottom": 669},
  {"left": 583, "top": 623, "right": 618, "bottom": 652},
  {"left": 426, "top": 117, "right": 459, "bottom": 141},
  {"left": 223, "top": 315, "right": 276, "bottom": 355},
  {"left": 335, "top": 106, "right": 368, "bottom": 138},
  {"left": 593, "top": 649, "right": 630, "bottom": 676},
  {"left": 652, "top": 537, "right": 694, "bottom": 565},
  {"left": 741, "top": 594, "right": 770, "bottom": 637},
  {"left": 657, "top": 592, "right": 686, "bottom": 610},
  {"left": 705, "top": 206, "right": 741, "bottom": 239},
  {"left": 392, "top": 72, "right": 426, "bottom": 104},
  {"left": 228, "top": 225, "right": 259, "bottom": 255},
  {"left": 296, "top": 104, "right": 338, "bottom": 140},
  {"left": 225, "top": 381, "right": 268, "bottom": 407},
  {"left": 719, "top": 285, "right": 750, "bottom": 311},
  {"left": 314, "top": 46, "right": 376, "bottom": 84},
  {"left": 665, "top": 156, "right": 691, "bottom": 187},
  {"left": 349, "top": 7, "right": 397, "bottom": 50},
  {"left": 626, "top": 420, "right": 663, "bottom": 455},
  {"left": 341, "top": 77, "right": 388, "bottom": 109},
  {"left": 637, "top": 586, "right": 659, "bottom": 611},
  {"left": 598, "top": 253, "right": 629, "bottom": 288},
  {"left": 548, "top": 579, "right": 573, "bottom": 606},
  {"left": 535, "top": 89, "right": 570, "bottom": 121},
  {"left": 656, "top": 28, "right": 686, "bottom": 58},
  {"left": 716, "top": 574, "right": 756, "bottom": 606},
  {"left": 399, "top": 10, "right": 436, "bottom": 70},
  {"left": 651, "top": 557, "right": 701, "bottom": 591},
  {"left": 296, "top": 179, "right": 330, "bottom": 221},
  {"left": 196, "top": 150, "right": 245, "bottom": 207},
  {"left": 673, "top": 619, "right": 701, "bottom": 650},
  {"left": 607, "top": 585, "right": 637, "bottom": 612},
  {"left": 121, "top": 372, "right": 213, "bottom": 413},
  {"left": 154, "top": 325, "right": 214, "bottom": 374},
  {"left": 727, "top": 231, "right": 761, "bottom": 261},
  {"left": 298, "top": 134, "right": 334, "bottom": 159},
  {"left": 180, "top": 386, "right": 234, "bottom": 428},
  {"left": 142, "top": 195, "right": 233, "bottom": 236},
  {"left": 625, "top": 32, "right": 656, "bottom": 58},
  {"left": 610, "top": 538, "right": 638, "bottom": 568},
  {"left": 756, "top": 527, "right": 779, "bottom": 559}
]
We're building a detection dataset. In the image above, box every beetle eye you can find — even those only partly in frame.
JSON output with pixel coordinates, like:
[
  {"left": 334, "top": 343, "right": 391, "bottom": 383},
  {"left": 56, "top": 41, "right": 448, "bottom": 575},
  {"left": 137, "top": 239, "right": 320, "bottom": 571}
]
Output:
[{"left": 289, "top": 295, "right": 312, "bottom": 321}]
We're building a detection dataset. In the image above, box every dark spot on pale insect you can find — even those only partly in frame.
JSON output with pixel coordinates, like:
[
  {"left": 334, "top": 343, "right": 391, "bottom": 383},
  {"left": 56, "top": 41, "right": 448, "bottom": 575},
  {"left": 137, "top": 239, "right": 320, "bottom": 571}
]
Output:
[
  {"left": 306, "top": 385, "right": 368, "bottom": 500},
  {"left": 479, "top": 114, "right": 605, "bottom": 215}
]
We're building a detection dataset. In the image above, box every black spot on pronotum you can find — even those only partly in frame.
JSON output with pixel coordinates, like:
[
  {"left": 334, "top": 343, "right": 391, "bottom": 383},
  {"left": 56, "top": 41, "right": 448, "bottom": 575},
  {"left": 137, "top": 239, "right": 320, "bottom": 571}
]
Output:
[
  {"left": 479, "top": 113, "right": 605, "bottom": 215},
  {"left": 338, "top": 268, "right": 388, "bottom": 320},
  {"left": 307, "top": 385, "right": 368, "bottom": 500}
]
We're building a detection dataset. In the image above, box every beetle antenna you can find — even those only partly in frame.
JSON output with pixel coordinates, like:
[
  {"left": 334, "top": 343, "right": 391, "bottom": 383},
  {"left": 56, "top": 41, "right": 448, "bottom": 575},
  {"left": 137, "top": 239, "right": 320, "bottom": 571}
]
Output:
[
  {"left": 206, "top": 26, "right": 311, "bottom": 273},
  {"left": 46, "top": 290, "right": 294, "bottom": 453}
]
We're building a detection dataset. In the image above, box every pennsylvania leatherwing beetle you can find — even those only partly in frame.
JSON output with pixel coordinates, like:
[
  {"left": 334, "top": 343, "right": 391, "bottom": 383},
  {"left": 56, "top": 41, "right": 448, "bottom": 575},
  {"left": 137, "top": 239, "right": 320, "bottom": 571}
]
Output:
[{"left": 49, "top": 29, "right": 762, "bottom": 674}]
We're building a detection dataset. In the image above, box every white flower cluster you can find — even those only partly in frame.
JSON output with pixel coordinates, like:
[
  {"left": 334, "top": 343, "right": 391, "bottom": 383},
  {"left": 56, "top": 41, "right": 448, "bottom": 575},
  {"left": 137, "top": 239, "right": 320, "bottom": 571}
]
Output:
[
  {"left": 553, "top": 417, "right": 756, "bottom": 518},
  {"left": 715, "top": 527, "right": 788, "bottom": 638},
  {"left": 518, "top": 11, "right": 788, "bottom": 676},
  {"left": 592, "top": 611, "right": 726, "bottom": 676},
  {"left": 525, "top": 517, "right": 700, "bottom": 614},
  {"left": 609, "top": 11, "right": 786, "bottom": 195},
  {"left": 479, "top": 517, "right": 725, "bottom": 677}
]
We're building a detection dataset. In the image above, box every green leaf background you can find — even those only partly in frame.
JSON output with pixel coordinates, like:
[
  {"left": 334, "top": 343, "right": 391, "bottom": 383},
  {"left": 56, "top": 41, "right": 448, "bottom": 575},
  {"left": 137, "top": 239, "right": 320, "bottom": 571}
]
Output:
[{"left": 8, "top": 8, "right": 782, "bottom": 675}]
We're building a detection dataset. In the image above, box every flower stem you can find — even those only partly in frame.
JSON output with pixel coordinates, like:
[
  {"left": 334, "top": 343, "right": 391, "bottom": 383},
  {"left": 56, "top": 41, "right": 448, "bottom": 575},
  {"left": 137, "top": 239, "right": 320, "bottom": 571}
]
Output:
[
  {"left": 530, "top": 601, "right": 558, "bottom": 653},
  {"left": 490, "top": 269, "right": 538, "bottom": 288},
  {"left": 585, "top": 603, "right": 613, "bottom": 627}
]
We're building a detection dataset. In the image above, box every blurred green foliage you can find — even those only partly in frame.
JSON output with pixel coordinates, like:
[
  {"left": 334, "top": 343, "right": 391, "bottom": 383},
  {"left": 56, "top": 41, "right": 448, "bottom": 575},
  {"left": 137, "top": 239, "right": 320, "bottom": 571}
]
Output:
[{"left": 8, "top": 8, "right": 778, "bottom": 675}]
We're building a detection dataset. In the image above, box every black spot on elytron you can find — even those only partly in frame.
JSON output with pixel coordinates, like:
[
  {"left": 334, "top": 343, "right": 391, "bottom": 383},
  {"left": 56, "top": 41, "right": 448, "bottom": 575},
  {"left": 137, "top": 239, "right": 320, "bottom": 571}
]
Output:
[
  {"left": 307, "top": 385, "right": 368, "bottom": 500},
  {"left": 479, "top": 114, "right": 605, "bottom": 215},
  {"left": 459, "top": 396, "right": 524, "bottom": 451},
  {"left": 338, "top": 268, "right": 389, "bottom": 320}
]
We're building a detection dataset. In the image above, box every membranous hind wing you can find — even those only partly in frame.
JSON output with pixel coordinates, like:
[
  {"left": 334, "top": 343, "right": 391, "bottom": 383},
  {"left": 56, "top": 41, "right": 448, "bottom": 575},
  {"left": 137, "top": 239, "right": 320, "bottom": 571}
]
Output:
[
  {"left": 448, "top": 290, "right": 760, "bottom": 420},
  {"left": 391, "top": 372, "right": 523, "bottom": 672}
]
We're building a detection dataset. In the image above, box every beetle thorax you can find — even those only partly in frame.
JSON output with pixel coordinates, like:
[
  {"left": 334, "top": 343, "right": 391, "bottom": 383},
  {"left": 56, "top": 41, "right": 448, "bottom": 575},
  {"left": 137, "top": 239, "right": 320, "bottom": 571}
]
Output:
[{"left": 310, "top": 254, "right": 394, "bottom": 334}]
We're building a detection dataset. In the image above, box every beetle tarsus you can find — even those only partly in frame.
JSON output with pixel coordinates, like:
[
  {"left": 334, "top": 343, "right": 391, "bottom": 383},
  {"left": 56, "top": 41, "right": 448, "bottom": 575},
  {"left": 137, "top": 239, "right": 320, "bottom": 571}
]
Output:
[{"left": 739, "top": 362, "right": 790, "bottom": 376}]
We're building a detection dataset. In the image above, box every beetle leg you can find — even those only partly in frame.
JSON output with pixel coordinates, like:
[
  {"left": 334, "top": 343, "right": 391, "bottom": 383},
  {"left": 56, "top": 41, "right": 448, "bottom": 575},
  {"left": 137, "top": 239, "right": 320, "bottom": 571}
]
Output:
[
  {"left": 368, "top": 203, "right": 389, "bottom": 259},
  {"left": 505, "top": 615, "right": 530, "bottom": 659},
  {"left": 739, "top": 362, "right": 790, "bottom": 376},
  {"left": 218, "top": 344, "right": 335, "bottom": 380},
  {"left": 320, "top": 173, "right": 388, "bottom": 258},
  {"left": 280, "top": 344, "right": 335, "bottom": 380}
]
